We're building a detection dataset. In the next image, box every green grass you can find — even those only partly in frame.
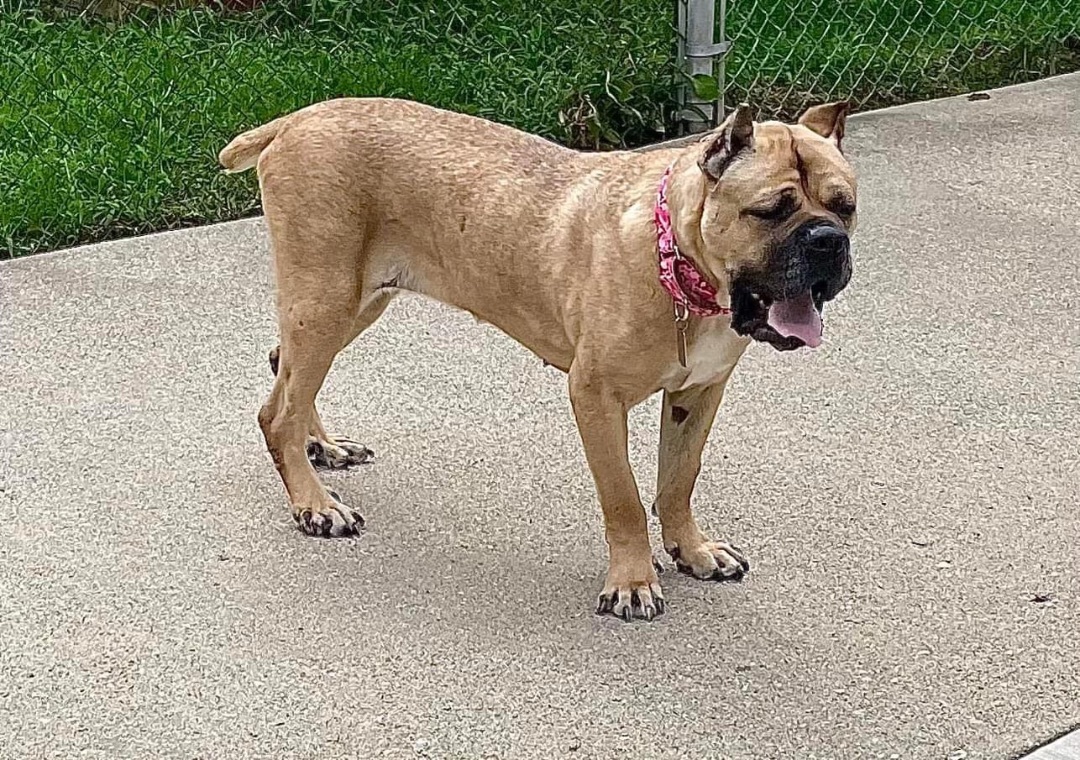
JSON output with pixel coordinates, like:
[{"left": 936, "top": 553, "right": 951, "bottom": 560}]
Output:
[
  {"left": 2, "top": 0, "right": 1079, "bottom": 258},
  {"left": 1, "top": 0, "right": 675, "bottom": 258}
]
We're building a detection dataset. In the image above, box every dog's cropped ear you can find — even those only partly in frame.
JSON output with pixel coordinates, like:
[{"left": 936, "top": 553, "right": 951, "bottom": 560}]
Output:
[
  {"left": 798, "top": 101, "right": 849, "bottom": 150},
  {"left": 698, "top": 103, "right": 755, "bottom": 182}
]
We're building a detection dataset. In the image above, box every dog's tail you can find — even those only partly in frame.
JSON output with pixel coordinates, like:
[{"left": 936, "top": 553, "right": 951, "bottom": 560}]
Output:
[{"left": 218, "top": 116, "right": 287, "bottom": 173}]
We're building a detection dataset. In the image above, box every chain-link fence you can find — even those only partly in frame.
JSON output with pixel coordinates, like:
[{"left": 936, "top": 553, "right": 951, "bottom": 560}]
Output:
[
  {"left": 674, "top": 0, "right": 1080, "bottom": 125},
  {"left": 3, "top": 0, "right": 1079, "bottom": 257}
]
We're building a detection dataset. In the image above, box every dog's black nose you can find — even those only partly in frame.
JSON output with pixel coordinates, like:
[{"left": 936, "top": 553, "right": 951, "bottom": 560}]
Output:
[
  {"left": 803, "top": 223, "right": 852, "bottom": 300},
  {"left": 775, "top": 220, "right": 853, "bottom": 303},
  {"left": 805, "top": 224, "right": 850, "bottom": 257}
]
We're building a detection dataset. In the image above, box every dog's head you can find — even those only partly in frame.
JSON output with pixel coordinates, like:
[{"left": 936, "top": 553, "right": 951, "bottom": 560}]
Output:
[{"left": 672, "top": 102, "right": 856, "bottom": 350}]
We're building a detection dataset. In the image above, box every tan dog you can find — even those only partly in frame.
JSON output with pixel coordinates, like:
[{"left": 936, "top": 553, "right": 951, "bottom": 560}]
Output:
[{"left": 220, "top": 98, "right": 856, "bottom": 621}]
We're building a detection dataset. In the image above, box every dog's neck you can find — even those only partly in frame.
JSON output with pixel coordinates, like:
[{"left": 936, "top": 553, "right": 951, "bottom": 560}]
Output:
[
  {"left": 653, "top": 161, "right": 734, "bottom": 367},
  {"left": 654, "top": 163, "right": 730, "bottom": 319}
]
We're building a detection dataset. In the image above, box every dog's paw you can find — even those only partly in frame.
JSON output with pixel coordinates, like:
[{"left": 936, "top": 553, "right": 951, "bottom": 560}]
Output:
[
  {"left": 667, "top": 540, "right": 749, "bottom": 581},
  {"left": 596, "top": 561, "right": 665, "bottom": 622},
  {"left": 306, "top": 437, "right": 375, "bottom": 470},
  {"left": 293, "top": 490, "right": 365, "bottom": 538}
]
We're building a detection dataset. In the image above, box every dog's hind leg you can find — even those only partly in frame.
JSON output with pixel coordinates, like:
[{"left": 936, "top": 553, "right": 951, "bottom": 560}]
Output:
[
  {"left": 655, "top": 378, "right": 750, "bottom": 581},
  {"left": 258, "top": 204, "right": 391, "bottom": 536},
  {"left": 267, "top": 295, "right": 389, "bottom": 470}
]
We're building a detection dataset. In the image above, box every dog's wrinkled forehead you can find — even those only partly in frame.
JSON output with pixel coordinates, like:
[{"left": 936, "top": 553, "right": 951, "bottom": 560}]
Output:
[
  {"left": 692, "top": 102, "right": 856, "bottom": 215},
  {"left": 730, "top": 122, "right": 855, "bottom": 203}
]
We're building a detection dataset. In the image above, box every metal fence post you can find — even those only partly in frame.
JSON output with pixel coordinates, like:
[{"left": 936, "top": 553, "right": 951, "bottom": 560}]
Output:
[
  {"left": 676, "top": 0, "right": 730, "bottom": 134},
  {"left": 716, "top": 0, "right": 727, "bottom": 121}
]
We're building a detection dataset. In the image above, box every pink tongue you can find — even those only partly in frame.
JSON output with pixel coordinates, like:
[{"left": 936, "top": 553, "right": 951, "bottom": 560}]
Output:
[{"left": 766, "top": 291, "right": 823, "bottom": 348}]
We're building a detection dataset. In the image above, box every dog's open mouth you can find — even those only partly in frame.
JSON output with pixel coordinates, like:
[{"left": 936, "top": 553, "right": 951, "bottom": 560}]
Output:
[{"left": 730, "top": 284, "right": 826, "bottom": 351}]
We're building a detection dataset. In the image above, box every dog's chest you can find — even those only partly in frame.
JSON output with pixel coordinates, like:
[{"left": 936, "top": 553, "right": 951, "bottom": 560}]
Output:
[{"left": 659, "top": 321, "right": 749, "bottom": 392}]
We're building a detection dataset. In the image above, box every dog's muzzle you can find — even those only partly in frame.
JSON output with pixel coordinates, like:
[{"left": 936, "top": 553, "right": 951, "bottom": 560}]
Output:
[{"left": 730, "top": 220, "right": 853, "bottom": 351}]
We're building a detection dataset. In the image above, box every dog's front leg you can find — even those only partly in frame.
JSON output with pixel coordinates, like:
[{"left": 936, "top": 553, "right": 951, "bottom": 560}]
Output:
[
  {"left": 656, "top": 380, "right": 750, "bottom": 581},
  {"left": 569, "top": 368, "right": 663, "bottom": 621}
]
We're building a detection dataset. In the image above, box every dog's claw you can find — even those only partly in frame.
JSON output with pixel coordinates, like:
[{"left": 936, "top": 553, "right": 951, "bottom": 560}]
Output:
[
  {"left": 295, "top": 500, "right": 365, "bottom": 538},
  {"left": 307, "top": 438, "right": 375, "bottom": 470},
  {"left": 598, "top": 573, "right": 664, "bottom": 623},
  {"left": 715, "top": 566, "right": 744, "bottom": 582},
  {"left": 677, "top": 561, "right": 744, "bottom": 582},
  {"left": 729, "top": 545, "right": 751, "bottom": 573},
  {"left": 671, "top": 540, "right": 749, "bottom": 582}
]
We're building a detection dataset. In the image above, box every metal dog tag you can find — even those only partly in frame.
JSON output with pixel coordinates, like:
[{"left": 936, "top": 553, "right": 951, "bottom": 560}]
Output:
[{"left": 674, "top": 302, "right": 689, "bottom": 367}]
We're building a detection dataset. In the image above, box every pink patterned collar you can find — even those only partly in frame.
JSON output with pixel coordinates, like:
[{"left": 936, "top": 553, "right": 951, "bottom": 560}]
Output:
[{"left": 654, "top": 164, "right": 731, "bottom": 318}]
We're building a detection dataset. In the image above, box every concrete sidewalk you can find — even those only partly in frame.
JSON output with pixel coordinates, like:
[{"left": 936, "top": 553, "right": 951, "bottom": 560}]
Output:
[{"left": 1, "top": 74, "right": 1078, "bottom": 760}]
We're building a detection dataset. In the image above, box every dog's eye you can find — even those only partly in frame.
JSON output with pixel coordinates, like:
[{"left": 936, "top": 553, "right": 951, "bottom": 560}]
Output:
[
  {"left": 829, "top": 197, "right": 857, "bottom": 218},
  {"left": 746, "top": 198, "right": 797, "bottom": 221}
]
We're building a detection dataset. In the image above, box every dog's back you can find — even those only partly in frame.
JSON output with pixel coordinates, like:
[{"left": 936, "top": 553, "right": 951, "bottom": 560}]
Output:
[{"left": 219, "top": 98, "right": 574, "bottom": 180}]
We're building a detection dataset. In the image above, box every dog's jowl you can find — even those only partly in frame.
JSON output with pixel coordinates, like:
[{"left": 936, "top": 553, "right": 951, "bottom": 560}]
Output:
[{"left": 220, "top": 97, "right": 856, "bottom": 621}]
